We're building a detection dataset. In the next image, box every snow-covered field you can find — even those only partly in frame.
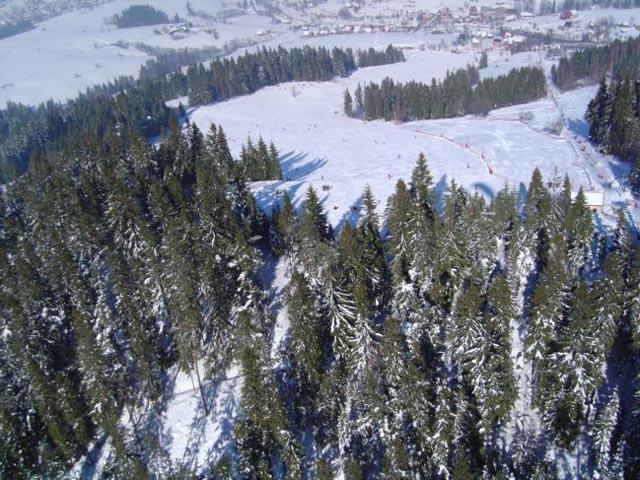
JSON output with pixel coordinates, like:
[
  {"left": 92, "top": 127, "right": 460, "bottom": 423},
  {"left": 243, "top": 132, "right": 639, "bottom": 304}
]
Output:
[
  {"left": 3, "top": 0, "right": 640, "bottom": 106},
  {"left": 0, "top": 0, "right": 287, "bottom": 106},
  {"left": 184, "top": 48, "right": 638, "bottom": 229}
]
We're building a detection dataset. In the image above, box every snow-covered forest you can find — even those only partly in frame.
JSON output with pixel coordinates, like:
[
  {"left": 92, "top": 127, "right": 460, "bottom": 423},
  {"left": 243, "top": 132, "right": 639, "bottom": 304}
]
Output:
[
  {"left": 2, "top": 1, "right": 640, "bottom": 477},
  {"left": 1, "top": 116, "right": 639, "bottom": 478}
]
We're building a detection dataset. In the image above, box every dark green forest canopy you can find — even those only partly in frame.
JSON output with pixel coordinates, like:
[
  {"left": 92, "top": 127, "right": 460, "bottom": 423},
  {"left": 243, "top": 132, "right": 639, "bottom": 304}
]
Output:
[
  {"left": 552, "top": 36, "right": 640, "bottom": 90},
  {"left": 107, "top": 4, "right": 173, "bottom": 29},
  {"left": 345, "top": 66, "right": 547, "bottom": 121},
  {"left": 2, "top": 128, "right": 639, "bottom": 477}
]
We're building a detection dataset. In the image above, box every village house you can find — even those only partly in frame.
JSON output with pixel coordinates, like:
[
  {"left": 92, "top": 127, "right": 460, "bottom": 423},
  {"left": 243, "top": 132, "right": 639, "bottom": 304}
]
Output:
[{"left": 572, "top": 191, "right": 605, "bottom": 213}]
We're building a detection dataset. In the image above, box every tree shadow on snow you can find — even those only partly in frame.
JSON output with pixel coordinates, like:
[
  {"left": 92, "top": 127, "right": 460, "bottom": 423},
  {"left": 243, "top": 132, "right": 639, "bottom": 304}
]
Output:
[
  {"left": 180, "top": 374, "right": 239, "bottom": 472},
  {"left": 252, "top": 180, "right": 306, "bottom": 217},
  {"left": 202, "top": 378, "right": 240, "bottom": 471},
  {"left": 607, "top": 159, "right": 631, "bottom": 187},
  {"left": 518, "top": 182, "right": 529, "bottom": 212},
  {"left": 79, "top": 433, "right": 108, "bottom": 479},
  {"left": 434, "top": 174, "right": 449, "bottom": 214},
  {"left": 471, "top": 182, "right": 495, "bottom": 202},
  {"left": 279, "top": 150, "right": 328, "bottom": 181},
  {"left": 336, "top": 193, "right": 364, "bottom": 232},
  {"left": 566, "top": 118, "right": 589, "bottom": 140}
]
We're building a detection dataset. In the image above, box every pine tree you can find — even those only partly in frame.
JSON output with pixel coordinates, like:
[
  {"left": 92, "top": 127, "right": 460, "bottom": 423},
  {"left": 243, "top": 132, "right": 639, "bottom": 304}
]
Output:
[
  {"left": 410, "top": 152, "right": 436, "bottom": 216},
  {"left": 299, "top": 186, "right": 330, "bottom": 245},
  {"left": 538, "top": 279, "right": 600, "bottom": 448},
  {"left": 274, "top": 191, "right": 297, "bottom": 255},
  {"left": 431, "top": 180, "right": 468, "bottom": 309},
  {"left": 299, "top": 186, "right": 331, "bottom": 276},
  {"left": 356, "top": 185, "right": 389, "bottom": 311},
  {"left": 524, "top": 168, "right": 553, "bottom": 252},
  {"left": 430, "top": 377, "right": 455, "bottom": 479},
  {"left": 586, "top": 77, "right": 612, "bottom": 146},
  {"left": 350, "top": 264, "right": 381, "bottom": 383},
  {"left": 609, "top": 79, "right": 633, "bottom": 154},
  {"left": 380, "top": 314, "right": 431, "bottom": 477},
  {"left": 322, "top": 260, "right": 356, "bottom": 362},
  {"left": 286, "top": 271, "right": 327, "bottom": 421},
  {"left": 269, "top": 142, "right": 283, "bottom": 180},
  {"left": 476, "top": 275, "right": 516, "bottom": 438},
  {"left": 344, "top": 88, "right": 354, "bottom": 117},
  {"left": 565, "top": 189, "right": 594, "bottom": 275},
  {"left": 235, "top": 316, "right": 300, "bottom": 479},
  {"left": 592, "top": 249, "right": 625, "bottom": 352},
  {"left": 314, "top": 459, "right": 334, "bottom": 480},
  {"left": 354, "top": 83, "right": 364, "bottom": 117},
  {"left": 525, "top": 233, "right": 569, "bottom": 369},
  {"left": 386, "top": 179, "right": 414, "bottom": 280},
  {"left": 449, "top": 277, "right": 484, "bottom": 374},
  {"left": 591, "top": 389, "right": 620, "bottom": 479}
]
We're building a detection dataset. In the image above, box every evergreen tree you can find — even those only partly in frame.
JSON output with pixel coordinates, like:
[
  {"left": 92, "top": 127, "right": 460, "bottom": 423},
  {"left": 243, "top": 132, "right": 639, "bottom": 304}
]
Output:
[
  {"left": 354, "top": 84, "right": 364, "bottom": 116},
  {"left": 273, "top": 191, "right": 297, "bottom": 255},
  {"left": 356, "top": 185, "right": 389, "bottom": 311},
  {"left": 565, "top": 189, "right": 594, "bottom": 275},
  {"left": 525, "top": 233, "right": 569, "bottom": 369},
  {"left": 286, "top": 271, "right": 327, "bottom": 423},
  {"left": 591, "top": 389, "right": 620, "bottom": 479},
  {"left": 586, "top": 77, "right": 612, "bottom": 145},
  {"left": 386, "top": 179, "right": 414, "bottom": 282},
  {"left": 235, "top": 316, "right": 300, "bottom": 479},
  {"left": 344, "top": 88, "right": 354, "bottom": 117}
]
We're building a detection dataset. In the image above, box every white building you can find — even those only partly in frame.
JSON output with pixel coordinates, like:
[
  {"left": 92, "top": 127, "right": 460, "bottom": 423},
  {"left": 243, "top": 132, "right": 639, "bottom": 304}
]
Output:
[{"left": 572, "top": 191, "right": 605, "bottom": 213}]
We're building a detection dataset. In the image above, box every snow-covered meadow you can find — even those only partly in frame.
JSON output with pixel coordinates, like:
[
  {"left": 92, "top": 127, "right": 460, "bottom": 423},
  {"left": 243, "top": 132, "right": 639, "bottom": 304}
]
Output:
[
  {"left": 0, "top": 0, "right": 288, "bottom": 106},
  {"left": 184, "top": 48, "right": 638, "bottom": 229}
]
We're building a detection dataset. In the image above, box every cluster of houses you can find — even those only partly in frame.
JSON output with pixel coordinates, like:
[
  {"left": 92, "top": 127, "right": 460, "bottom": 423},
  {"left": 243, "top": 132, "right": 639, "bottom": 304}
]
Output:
[
  {"left": 0, "top": 0, "right": 111, "bottom": 25},
  {"left": 514, "top": 7, "right": 639, "bottom": 43},
  {"left": 283, "top": 2, "right": 538, "bottom": 41}
]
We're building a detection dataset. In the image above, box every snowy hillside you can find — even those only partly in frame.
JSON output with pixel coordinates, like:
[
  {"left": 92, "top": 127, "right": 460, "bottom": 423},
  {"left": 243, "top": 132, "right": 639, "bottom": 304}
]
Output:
[
  {"left": 3, "top": 2, "right": 640, "bottom": 479},
  {"left": 183, "top": 48, "right": 638, "bottom": 229},
  {"left": 0, "top": 0, "right": 285, "bottom": 106}
]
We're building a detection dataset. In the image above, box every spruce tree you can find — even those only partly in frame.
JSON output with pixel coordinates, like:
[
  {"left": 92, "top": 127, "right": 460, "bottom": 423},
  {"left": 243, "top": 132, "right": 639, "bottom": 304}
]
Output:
[
  {"left": 344, "top": 88, "right": 354, "bottom": 117},
  {"left": 525, "top": 233, "right": 569, "bottom": 369},
  {"left": 591, "top": 389, "right": 620, "bottom": 479},
  {"left": 356, "top": 185, "right": 389, "bottom": 311},
  {"left": 274, "top": 191, "right": 297, "bottom": 256},
  {"left": 286, "top": 271, "right": 327, "bottom": 422},
  {"left": 586, "top": 77, "right": 612, "bottom": 145},
  {"left": 565, "top": 189, "right": 594, "bottom": 275}
]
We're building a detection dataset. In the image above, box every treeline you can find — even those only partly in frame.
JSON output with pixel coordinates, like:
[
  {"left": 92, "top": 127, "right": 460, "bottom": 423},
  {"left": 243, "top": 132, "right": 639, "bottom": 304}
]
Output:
[
  {"left": 138, "top": 44, "right": 223, "bottom": 81},
  {"left": 344, "top": 66, "right": 547, "bottom": 121},
  {"left": 179, "top": 46, "right": 358, "bottom": 106},
  {"left": 0, "top": 120, "right": 282, "bottom": 478},
  {"left": 107, "top": 4, "right": 175, "bottom": 29},
  {"left": 586, "top": 76, "right": 640, "bottom": 195},
  {"left": 356, "top": 44, "right": 405, "bottom": 68},
  {"left": 0, "top": 20, "right": 34, "bottom": 40},
  {"left": 0, "top": 81, "right": 171, "bottom": 181},
  {"left": 552, "top": 36, "right": 640, "bottom": 90},
  {"left": 1, "top": 44, "right": 404, "bottom": 182}
]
